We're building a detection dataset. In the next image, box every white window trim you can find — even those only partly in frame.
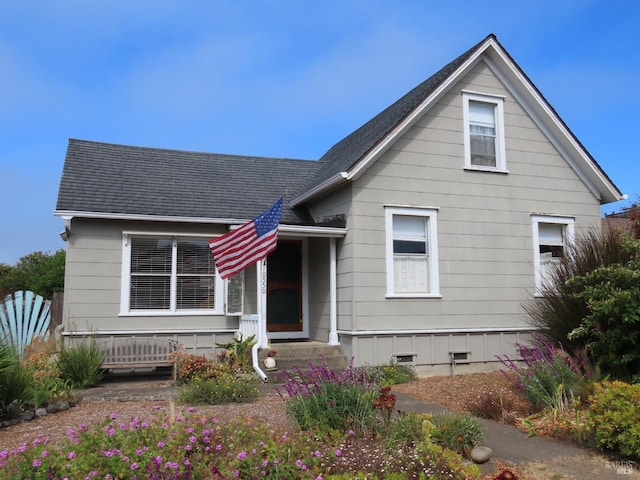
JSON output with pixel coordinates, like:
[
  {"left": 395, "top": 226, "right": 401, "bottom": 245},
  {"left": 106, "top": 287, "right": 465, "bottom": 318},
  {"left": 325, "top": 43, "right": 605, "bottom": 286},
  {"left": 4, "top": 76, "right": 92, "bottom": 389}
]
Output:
[
  {"left": 531, "top": 215, "right": 575, "bottom": 296},
  {"left": 385, "top": 206, "right": 440, "bottom": 298},
  {"left": 120, "top": 233, "right": 225, "bottom": 316},
  {"left": 462, "top": 92, "right": 507, "bottom": 172}
]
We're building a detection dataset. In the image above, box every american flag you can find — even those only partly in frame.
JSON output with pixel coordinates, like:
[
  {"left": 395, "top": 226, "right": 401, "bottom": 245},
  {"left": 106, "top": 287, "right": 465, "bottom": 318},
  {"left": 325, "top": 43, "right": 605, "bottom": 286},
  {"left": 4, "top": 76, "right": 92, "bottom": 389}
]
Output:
[{"left": 209, "top": 197, "right": 283, "bottom": 279}]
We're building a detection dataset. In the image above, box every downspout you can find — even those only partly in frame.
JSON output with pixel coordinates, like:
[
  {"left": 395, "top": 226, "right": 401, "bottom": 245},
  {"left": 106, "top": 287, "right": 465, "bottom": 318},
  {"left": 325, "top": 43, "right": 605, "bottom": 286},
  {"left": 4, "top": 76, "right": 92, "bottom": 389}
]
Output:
[{"left": 252, "top": 259, "right": 268, "bottom": 382}]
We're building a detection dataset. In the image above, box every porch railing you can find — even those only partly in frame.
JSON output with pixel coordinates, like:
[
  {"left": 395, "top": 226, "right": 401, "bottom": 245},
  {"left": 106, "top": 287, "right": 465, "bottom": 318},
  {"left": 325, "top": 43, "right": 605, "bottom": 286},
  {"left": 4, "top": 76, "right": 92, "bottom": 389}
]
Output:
[{"left": 238, "top": 314, "right": 258, "bottom": 341}]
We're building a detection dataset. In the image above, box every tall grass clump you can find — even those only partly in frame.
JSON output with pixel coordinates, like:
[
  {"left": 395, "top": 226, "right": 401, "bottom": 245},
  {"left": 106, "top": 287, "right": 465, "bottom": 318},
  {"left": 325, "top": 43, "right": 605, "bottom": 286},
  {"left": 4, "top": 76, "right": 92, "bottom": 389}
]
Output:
[
  {"left": 56, "top": 339, "right": 104, "bottom": 388},
  {"left": 277, "top": 358, "right": 377, "bottom": 436},
  {"left": 498, "top": 338, "right": 586, "bottom": 412},
  {"left": 0, "top": 339, "right": 32, "bottom": 418},
  {"left": 524, "top": 229, "right": 639, "bottom": 357},
  {"left": 426, "top": 412, "right": 484, "bottom": 456}
]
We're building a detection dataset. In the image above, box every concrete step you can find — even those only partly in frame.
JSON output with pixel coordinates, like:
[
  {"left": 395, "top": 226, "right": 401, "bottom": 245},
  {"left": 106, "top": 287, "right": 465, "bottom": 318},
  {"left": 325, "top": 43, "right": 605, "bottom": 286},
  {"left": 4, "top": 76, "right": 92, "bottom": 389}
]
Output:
[{"left": 257, "top": 341, "right": 348, "bottom": 382}]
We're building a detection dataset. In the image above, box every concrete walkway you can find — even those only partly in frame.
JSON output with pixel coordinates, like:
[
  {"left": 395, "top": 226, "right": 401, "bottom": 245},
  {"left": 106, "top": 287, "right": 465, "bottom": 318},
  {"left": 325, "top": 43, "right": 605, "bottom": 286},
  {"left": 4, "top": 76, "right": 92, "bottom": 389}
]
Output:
[{"left": 394, "top": 392, "right": 639, "bottom": 479}]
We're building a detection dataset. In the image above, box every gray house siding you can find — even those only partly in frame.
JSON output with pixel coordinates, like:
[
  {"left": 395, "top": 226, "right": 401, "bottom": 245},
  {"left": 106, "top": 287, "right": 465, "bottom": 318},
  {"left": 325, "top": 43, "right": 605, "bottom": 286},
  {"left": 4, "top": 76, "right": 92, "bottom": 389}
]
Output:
[
  {"left": 62, "top": 218, "right": 237, "bottom": 356},
  {"left": 337, "top": 60, "right": 601, "bottom": 371}
]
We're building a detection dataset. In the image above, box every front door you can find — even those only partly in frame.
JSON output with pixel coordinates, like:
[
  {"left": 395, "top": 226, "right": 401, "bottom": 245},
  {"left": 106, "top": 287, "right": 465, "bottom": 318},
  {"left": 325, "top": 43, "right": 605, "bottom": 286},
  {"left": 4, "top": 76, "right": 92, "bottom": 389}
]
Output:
[{"left": 267, "top": 240, "right": 303, "bottom": 332}]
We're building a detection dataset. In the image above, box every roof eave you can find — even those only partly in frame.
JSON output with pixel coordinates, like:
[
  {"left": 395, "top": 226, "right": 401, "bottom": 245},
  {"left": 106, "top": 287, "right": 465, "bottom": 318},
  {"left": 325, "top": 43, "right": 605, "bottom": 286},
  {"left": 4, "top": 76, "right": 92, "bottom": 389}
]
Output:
[{"left": 289, "top": 172, "right": 349, "bottom": 207}]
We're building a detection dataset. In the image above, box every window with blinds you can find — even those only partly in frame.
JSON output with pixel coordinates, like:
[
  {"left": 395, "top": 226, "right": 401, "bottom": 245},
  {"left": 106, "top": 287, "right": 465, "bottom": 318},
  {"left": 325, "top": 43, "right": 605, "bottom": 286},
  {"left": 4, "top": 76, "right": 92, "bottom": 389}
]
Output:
[
  {"left": 538, "top": 223, "right": 565, "bottom": 288},
  {"left": 532, "top": 215, "right": 574, "bottom": 295},
  {"left": 129, "top": 238, "right": 216, "bottom": 311},
  {"left": 392, "top": 215, "right": 430, "bottom": 294},
  {"left": 385, "top": 206, "right": 439, "bottom": 297}
]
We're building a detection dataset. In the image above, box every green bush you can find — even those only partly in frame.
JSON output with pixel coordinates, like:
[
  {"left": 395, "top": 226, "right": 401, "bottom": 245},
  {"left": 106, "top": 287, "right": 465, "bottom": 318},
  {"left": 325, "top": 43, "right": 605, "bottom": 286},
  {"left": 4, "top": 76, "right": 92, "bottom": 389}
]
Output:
[
  {"left": 586, "top": 380, "right": 640, "bottom": 459},
  {"left": 177, "top": 372, "right": 259, "bottom": 405},
  {"left": 525, "top": 229, "right": 639, "bottom": 357},
  {"left": 56, "top": 340, "right": 104, "bottom": 389},
  {"left": 567, "top": 257, "right": 640, "bottom": 381},
  {"left": 427, "top": 412, "right": 484, "bottom": 456},
  {"left": 363, "top": 363, "right": 417, "bottom": 386}
]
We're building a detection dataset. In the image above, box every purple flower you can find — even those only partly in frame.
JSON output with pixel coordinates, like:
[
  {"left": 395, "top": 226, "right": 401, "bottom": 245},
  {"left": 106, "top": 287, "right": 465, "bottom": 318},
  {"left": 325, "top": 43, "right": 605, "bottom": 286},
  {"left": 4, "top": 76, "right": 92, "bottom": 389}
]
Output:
[
  {"left": 67, "top": 452, "right": 76, "bottom": 459},
  {"left": 335, "top": 448, "right": 342, "bottom": 457},
  {"left": 296, "top": 459, "right": 303, "bottom": 467},
  {"left": 32, "top": 459, "right": 42, "bottom": 467},
  {"left": 109, "top": 412, "right": 118, "bottom": 420},
  {"left": 130, "top": 462, "right": 139, "bottom": 470},
  {"left": 237, "top": 451, "right": 248, "bottom": 460}
]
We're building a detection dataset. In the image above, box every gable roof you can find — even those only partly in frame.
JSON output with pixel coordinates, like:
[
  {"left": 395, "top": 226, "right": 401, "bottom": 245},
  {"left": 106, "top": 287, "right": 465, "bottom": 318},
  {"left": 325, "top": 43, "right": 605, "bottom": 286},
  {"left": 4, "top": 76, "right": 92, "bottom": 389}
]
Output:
[
  {"left": 56, "top": 35, "right": 623, "bottom": 227},
  {"left": 55, "top": 139, "right": 319, "bottom": 225},
  {"left": 290, "top": 34, "right": 623, "bottom": 206}
]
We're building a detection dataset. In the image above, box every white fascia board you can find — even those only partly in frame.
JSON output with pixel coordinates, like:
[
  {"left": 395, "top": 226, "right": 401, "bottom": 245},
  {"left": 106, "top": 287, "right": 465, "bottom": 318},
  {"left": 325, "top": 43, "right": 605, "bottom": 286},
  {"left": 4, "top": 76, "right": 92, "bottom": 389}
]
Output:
[
  {"left": 279, "top": 225, "right": 346, "bottom": 238},
  {"left": 289, "top": 172, "right": 349, "bottom": 207},
  {"left": 346, "top": 39, "right": 494, "bottom": 183},
  {"left": 484, "top": 47, "right": 623, "bottom": 204}
]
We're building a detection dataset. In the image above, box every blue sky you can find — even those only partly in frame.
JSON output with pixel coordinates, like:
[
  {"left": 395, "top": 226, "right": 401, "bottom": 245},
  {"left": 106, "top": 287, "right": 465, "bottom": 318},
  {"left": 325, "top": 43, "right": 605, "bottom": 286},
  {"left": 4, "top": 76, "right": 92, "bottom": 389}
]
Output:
[{"left": 0, "top": 0, "right": 638, "bottom": 265}]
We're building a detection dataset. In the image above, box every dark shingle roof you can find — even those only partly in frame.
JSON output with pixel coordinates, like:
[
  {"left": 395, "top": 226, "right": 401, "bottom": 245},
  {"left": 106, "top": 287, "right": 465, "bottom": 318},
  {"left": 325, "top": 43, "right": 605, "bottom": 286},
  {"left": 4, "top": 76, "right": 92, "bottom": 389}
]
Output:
[
  {"left": 299, "top": 35, "right": 493, "bottom": 194},
  {"left": 56, "top": 139, "right": 319, "bottom": 224}
]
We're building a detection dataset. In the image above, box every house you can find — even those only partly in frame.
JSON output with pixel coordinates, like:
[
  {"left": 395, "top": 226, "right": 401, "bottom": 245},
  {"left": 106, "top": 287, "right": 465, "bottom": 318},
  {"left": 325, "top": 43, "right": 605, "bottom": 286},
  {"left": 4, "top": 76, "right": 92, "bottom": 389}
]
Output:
[{"left": 54, "top": 34, "right": 623, "bottom": 376}]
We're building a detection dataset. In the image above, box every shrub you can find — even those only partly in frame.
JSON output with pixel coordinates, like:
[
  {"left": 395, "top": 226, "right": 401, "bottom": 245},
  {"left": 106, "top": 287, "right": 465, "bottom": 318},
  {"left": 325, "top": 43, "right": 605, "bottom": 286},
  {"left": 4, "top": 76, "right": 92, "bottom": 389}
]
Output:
[
  {"left": 586, "top": 380, "right": 640, "bottom": 459},
  {"left": 215, "top": 334, "right": 256, "bottom": 372},
  {"left": 56, "top": 340, "right": 104, "bottom": 389},
  {"left": 566, "top": 257, "right": 640, "bottom": 381},
  {"left": 363, "top": 363, "right": 417, "bottom": 386},
  {"left": 427, "top": 412, "right": 484, "bottom": 456},
  {"left": 498, "top": 338, "right": 586, "bottom": 412},
  {"left": 169, "top": 349, "right": 218, "bottom": 383},
  {"left": 177, "top": 372, "right": 259, "bottom": 405},
  {"left": 464, "top": 387, "right": 518, "bottom": 423},
  {"left": 277, "top": 359, "right": 376, "bottom": 436},
  {"left": 524, "top": 229, "right": 640, "bottom": 357}
]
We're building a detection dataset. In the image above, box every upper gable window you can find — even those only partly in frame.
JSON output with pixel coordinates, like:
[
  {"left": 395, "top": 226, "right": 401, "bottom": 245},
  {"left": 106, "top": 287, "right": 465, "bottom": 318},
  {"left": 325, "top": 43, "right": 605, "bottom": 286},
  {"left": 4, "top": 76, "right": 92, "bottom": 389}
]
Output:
[{"left": 462, "top": 92, "right": 506, "bottom": 172}]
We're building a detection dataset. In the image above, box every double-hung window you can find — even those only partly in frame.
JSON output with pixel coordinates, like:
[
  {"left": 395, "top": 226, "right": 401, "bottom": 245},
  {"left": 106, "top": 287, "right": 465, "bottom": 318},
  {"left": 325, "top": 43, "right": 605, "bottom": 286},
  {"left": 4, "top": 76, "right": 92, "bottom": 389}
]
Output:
[
  {"left": 531, "top": 216, "right": 574, "bottom": 295},
  {"left": 462, "top": 92, "right": 506, "bottom": 171},
  {"left": 121, "top": 235, "right": 224, "bottom": 314},
  {"left": 385, "top": 206, "right": 440, "bottom": 297}
]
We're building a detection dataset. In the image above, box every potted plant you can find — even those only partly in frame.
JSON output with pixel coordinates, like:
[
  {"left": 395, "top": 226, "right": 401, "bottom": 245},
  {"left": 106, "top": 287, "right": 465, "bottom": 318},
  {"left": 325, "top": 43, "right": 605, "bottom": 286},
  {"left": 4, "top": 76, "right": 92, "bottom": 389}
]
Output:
[{"left": 264, "top": 349, "right": 277, "bottom": 369}]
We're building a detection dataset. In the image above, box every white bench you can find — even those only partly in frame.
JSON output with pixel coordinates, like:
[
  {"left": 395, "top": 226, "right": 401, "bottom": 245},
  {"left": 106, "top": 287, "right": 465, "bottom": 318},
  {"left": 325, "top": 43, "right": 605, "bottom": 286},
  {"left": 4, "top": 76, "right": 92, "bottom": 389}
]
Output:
[{"left": 98, "top": 336, "right": 175, "bottom": 370}]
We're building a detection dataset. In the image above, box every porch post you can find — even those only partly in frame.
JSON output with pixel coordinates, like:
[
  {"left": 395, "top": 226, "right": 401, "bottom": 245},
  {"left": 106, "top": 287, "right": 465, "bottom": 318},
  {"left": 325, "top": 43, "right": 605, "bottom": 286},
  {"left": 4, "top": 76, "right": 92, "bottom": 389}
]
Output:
[
  {"left": 328, "top": 237, "right": 339, "bottom": 345},
  {"left": 256, "top": 258, "right": 269, "bottom": 348}
]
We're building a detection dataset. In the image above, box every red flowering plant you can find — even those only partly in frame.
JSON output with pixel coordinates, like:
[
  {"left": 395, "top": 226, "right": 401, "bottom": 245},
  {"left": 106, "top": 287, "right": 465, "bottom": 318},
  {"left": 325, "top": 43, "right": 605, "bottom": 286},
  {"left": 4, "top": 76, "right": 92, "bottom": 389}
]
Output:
[{"left": 372, "top": 385, "right": 397, "bottom": 426}]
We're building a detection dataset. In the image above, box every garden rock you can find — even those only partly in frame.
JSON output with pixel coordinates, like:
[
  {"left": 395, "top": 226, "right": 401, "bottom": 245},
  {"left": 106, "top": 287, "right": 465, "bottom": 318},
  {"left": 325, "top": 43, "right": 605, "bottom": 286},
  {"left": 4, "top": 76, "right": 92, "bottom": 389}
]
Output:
[
  {"left": 20, "top": 410, "right": 35, "bottom": 421},
  {"left": 470, "top": 445, "right": 493, "bottom": 464},
  {"left": 35, "top": 407, "right": 48, "bottom": 418}
]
